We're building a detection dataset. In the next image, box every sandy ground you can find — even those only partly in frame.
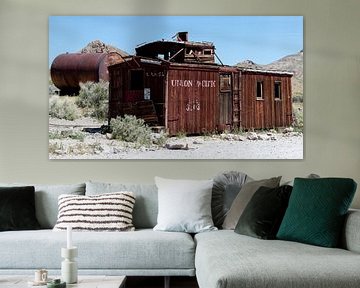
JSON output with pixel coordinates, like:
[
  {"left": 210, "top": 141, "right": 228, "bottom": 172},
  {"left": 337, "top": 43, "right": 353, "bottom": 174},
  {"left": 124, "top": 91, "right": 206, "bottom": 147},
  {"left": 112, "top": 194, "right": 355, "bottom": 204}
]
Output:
[{"left": 49, "top": 117, "right": 303, "bottom": 160}]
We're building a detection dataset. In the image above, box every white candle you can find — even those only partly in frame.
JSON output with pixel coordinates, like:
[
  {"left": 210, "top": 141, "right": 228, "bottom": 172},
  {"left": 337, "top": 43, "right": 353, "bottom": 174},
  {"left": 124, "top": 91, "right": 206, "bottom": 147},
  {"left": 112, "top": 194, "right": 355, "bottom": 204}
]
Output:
[{"left": 67, "top": 225, "right": 72, "bottom": 249}]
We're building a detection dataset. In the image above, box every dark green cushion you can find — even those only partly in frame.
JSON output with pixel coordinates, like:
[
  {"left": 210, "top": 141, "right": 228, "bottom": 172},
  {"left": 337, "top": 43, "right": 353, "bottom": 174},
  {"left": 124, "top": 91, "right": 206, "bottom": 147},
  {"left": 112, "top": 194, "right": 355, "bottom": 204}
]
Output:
[
  {"left": 276, "top": 178, "right": 357, "bottom": 247},
  {"left": 0, "top": 186, "right": 41, "bottom": 231},
  {"left": 235, "top": 185, "right": 292, "bottom": 239}
]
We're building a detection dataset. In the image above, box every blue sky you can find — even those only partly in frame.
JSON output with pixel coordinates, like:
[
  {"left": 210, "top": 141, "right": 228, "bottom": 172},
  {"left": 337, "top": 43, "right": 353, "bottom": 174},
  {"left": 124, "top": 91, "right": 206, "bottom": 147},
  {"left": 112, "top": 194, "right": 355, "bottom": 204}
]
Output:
[{"left": 49, "top": 16, "right": 303, "bottom": 66}]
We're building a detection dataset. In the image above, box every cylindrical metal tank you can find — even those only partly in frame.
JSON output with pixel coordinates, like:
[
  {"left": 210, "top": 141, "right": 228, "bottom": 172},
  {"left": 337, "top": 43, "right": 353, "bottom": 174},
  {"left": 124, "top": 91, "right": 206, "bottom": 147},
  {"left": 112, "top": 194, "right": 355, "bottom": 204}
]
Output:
[{"left": 50, "top": 52, "right": 124, "bottom": 95}]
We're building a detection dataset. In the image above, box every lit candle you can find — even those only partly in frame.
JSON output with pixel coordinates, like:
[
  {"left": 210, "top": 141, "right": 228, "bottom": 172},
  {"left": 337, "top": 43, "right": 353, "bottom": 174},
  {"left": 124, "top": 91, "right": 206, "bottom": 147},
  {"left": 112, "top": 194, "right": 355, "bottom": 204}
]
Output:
[{"left": 67, "top": 225, "right": 72, "bottom": 249}]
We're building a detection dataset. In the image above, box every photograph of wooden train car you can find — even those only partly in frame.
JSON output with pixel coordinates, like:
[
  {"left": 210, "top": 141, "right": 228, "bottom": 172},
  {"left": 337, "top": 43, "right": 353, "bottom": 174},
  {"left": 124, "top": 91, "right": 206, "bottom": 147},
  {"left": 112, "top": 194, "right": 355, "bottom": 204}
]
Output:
[
  {"left": 108, "top": 32, "right": 293, "bottom": 136},
  {"left": 49, "top": 16, "right": 303, "bottom": 159}
]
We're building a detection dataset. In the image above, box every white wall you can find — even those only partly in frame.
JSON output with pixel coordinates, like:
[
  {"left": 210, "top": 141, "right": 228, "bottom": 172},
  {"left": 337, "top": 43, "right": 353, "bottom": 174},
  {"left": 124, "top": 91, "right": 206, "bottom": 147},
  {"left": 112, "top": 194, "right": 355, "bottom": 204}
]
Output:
[{"left": 0, "top": 0, "right": 359, "bottom": 208}]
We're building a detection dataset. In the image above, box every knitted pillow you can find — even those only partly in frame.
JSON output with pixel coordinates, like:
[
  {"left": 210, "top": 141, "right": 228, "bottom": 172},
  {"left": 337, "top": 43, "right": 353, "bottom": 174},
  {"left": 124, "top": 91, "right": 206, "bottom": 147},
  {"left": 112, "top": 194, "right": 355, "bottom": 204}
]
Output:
[
  {"left": 53, "top": 192, "right": 136, "bottom": 231},
  {"left": 277, "top": 178, "right": 357, "bottom": 247}
]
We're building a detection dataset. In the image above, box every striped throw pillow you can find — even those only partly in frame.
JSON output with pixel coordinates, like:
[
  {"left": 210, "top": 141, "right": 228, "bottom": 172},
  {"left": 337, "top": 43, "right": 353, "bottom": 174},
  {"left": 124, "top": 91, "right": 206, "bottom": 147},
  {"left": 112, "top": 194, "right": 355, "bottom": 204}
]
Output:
[{"left": 53, "top": 192, "right": 136, "bottom": 231}]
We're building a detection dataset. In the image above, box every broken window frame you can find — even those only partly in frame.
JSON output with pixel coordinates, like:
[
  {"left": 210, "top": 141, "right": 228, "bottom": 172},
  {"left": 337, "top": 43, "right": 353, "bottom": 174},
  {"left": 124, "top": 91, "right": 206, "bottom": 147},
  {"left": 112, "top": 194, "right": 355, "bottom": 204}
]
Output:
[{"left": 220, "top": 74, "right": 232, "bottom": 92}]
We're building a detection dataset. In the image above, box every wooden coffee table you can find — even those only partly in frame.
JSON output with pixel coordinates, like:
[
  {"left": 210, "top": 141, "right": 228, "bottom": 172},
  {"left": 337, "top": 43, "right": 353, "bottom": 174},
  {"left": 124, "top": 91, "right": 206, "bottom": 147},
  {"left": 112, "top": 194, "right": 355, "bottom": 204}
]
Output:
[{"left": 0, "top": 275, "right": 126, "bottom": 288}]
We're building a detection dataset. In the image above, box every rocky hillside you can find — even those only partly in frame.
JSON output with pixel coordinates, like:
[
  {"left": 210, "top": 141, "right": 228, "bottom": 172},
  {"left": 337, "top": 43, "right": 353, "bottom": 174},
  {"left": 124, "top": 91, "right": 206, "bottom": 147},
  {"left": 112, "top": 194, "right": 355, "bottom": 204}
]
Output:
[
  {"left": 236, "top": 50, "right": 303, "bottom": 98},
  {"left": 80, "top": 40, "right": 129, "bottom": 57}
]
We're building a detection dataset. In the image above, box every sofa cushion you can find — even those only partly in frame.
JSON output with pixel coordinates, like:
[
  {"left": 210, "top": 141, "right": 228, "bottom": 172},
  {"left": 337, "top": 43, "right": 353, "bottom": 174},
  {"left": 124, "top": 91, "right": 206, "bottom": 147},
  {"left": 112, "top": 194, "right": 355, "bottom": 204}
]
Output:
[
  {"left": 234, "top": 185, "right": 292, "bottom": 239},
  {"left": 277, "top": 178, "right": 357, "bottom": 247},
  {"left": 195, "top": 230, "right": 360, "bottom": 288},
  {"left": 342, "top": 209, "right": 360, "bottom": 253},
  {"left": 86, "top": 181, "right": 158, "bottom": 229},
  {"left": 0, "top": 229, "right": 195, "bottom": 273},
  {"left": 0, "top": 186, "right": 40, "bottom": 231},
  {"left": 53, "top": 192, "right": 136, "bottom": 231},
  {"left": 0, "top": 183, "right": 86, "bottom": 229},
  {"left": 153, "top": 177, "right": 216, "bottom": 233},
  {"left": 212, "top": 171, "right": 251, "bottom": 228},
  {"left": 222, "top": 176, "right": 281, "bottom": 229}
]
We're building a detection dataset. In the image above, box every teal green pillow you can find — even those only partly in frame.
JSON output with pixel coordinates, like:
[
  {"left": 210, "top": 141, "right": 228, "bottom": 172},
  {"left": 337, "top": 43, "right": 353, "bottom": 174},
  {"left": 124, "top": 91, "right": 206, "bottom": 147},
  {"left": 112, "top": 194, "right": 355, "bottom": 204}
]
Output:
[{"left": 277, "top": 178, "right": 357, "bottom": 247}]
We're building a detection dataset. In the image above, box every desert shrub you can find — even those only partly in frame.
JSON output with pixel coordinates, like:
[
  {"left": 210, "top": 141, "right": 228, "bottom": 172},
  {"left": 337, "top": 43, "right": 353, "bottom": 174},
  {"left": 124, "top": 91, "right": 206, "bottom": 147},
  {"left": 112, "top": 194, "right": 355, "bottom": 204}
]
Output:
[
  {"left": 292, "top": 104, "right": 304, "bottom": 131},
  {"left": 49, "top": 81, "right": 59, "bottom": 96},
  {"left": 110, "top": 115, "right": 153, "bottom": 147},
  {"left": 67, "top": 142, "right": 103, "bottom": 155},
  {"left": 76, "top": 81, "right": 109, "bottom": 120},
  {"left": 48, "top": 142, "right": 63, "bottom": 154},
  {"left": 231, "top": 126, "right": 245, "bottom": 135},
  {"left": 152, "top": 131, "right": 168, "bottom": 147},
  {"left": 49, "top": 141, "right": 103, "bottom": 156},
  {"left": 292, "top": 94, "right": 303, "bottom": 103},
  {"left": 49, "top": 130, "right": 85, "bottom": 141},
  {"left": 176, "top": 130, "right": 187, "bottom": 139},
  {"left": 49, "top": 96, "right": 80, "bottom": 121}
]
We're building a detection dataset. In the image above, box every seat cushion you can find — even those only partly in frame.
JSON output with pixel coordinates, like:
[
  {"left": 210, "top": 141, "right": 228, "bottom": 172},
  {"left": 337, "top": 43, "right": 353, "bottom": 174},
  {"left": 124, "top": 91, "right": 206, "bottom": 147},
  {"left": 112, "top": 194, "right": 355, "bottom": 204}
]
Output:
[
  {"left": 0, "top": 229, "right": 195, "bottom": 271},
  {"left": 195, "top": 230, "right": 360, "bottom": 288}
]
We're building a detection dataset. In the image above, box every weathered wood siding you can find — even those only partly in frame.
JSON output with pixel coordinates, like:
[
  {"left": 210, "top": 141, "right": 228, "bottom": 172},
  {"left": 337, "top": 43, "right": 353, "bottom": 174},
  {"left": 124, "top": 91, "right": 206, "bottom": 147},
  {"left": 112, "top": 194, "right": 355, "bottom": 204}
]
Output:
[
  {"left": 108, "top": 59, "right": 166, "bottom": 125},
  {"left": 109, "top": 58, "right": 293, "bottom": 134},
  {"left": 108, "top": 65, "right": 124, "bottom": 120},
  {"left": 166, "top": 66, "right": 218, "bottom": 135},
  {"left": 240, "top": 72, "right": 292, "bottom": 129}
]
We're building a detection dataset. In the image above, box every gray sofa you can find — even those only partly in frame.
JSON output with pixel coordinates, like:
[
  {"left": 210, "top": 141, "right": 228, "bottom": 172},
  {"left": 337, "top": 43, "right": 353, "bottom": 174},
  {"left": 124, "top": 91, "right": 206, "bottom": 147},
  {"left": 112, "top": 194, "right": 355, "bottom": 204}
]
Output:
[
  {"left": 0, "top": 182, "right": 195, "bottom": 280},
  {"left": 195, "top": 213, "right": 360, "bottom": 288},
  {"left": 0, "top": 180, "right": 360, "bottom": 288}
]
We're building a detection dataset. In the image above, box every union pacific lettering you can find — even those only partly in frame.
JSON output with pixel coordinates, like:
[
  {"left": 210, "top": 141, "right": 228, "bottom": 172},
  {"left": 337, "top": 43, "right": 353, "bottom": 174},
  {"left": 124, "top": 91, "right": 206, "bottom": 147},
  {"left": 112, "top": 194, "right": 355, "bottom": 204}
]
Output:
[
  {"left": 171, "top": 80, "right": 193, "bottom": 87},
  {"left": 171, "top": 79, "right": 216, "bottom": 88}
]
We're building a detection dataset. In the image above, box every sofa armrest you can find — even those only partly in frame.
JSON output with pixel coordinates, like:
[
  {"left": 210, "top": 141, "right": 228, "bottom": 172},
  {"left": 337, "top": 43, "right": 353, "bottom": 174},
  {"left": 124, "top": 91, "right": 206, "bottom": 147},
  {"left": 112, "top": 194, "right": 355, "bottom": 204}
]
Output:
[{"left": 342, "top": 209, "right": 360, "bottom": 253}]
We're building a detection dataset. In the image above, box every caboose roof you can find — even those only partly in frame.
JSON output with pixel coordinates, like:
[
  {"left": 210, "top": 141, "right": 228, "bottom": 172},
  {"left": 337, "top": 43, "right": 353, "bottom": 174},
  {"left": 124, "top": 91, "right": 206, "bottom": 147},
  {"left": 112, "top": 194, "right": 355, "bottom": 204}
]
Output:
[
  {"left": 239, "top": 67, "right": 294, "bottom": 76},
  {"left": 135, "top": 40, "right": 214, "bottom": 56}
]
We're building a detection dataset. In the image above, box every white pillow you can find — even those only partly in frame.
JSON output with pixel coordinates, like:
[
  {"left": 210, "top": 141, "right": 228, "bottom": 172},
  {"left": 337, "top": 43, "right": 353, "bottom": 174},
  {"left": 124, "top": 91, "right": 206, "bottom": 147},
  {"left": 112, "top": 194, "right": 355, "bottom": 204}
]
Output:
[
  {"left": 53, "top": 192, "right": 136, "bottom": 232},
  {"left": 153, "top": 177, "right": 217, "bottom": 233}
]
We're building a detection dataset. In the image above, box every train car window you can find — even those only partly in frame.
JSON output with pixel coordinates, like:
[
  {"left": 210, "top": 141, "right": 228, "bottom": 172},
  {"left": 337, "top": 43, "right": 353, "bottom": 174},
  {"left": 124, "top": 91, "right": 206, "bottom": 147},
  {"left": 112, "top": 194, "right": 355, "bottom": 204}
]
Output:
[
  {"left": 130, "top": 70, "right": 144, "bottom": 90},
  {"left": 274, "top": 81, "right": 282, "bottom": 100},
  {"left": 256, "top": 81, "right": 264, "bottom": 100},
  {"left": 220, "top": 74, "right": 231, "bottom": 92}
]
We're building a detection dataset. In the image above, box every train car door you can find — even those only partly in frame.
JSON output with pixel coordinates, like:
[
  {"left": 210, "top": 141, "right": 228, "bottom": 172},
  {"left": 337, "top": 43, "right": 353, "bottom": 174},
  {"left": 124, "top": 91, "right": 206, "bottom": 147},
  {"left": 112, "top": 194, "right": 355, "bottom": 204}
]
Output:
[{"left": 219, "top": 73, "right": 233, "bottom": 131}]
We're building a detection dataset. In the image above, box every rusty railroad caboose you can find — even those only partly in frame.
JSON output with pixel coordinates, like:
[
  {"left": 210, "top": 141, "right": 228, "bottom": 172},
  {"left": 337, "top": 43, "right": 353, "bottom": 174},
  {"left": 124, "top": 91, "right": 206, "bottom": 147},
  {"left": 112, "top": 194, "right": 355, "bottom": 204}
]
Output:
[{"left": 108, "top": 32, "right": 293, "bottom": 135}]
